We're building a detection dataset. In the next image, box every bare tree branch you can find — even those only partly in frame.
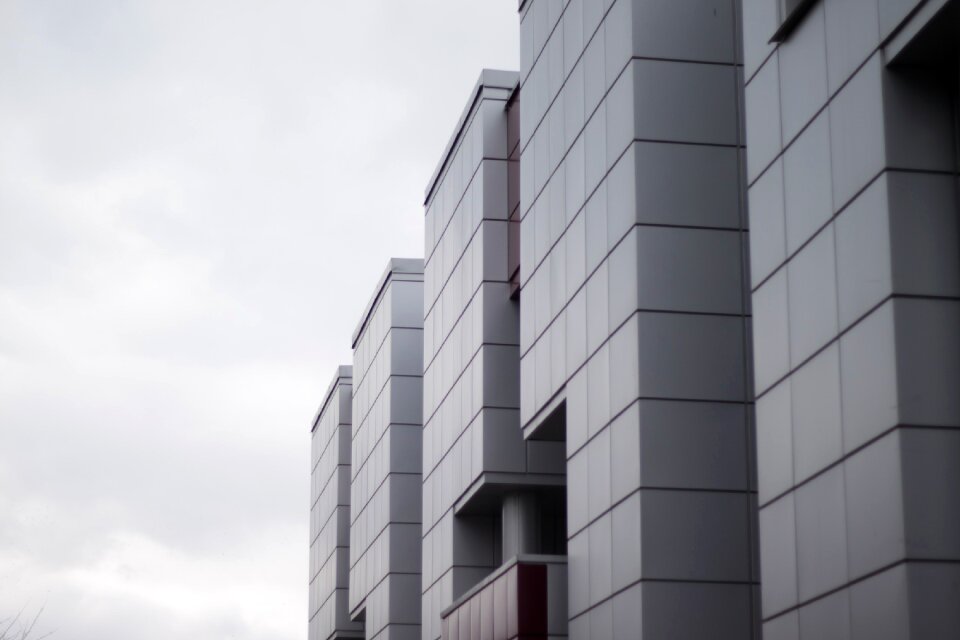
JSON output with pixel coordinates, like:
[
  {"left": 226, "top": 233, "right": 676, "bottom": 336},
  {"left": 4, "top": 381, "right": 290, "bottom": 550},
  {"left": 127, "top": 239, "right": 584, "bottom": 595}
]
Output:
[{"left": 0, "top": 606, "right": 51, "bottom": 640}]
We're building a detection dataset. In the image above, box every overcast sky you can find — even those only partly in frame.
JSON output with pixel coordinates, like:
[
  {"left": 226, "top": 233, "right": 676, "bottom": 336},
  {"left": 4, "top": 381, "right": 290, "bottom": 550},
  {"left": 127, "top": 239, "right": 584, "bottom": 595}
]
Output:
[{"left": 0, "top": 2, "right": 518, "bottom": 638}]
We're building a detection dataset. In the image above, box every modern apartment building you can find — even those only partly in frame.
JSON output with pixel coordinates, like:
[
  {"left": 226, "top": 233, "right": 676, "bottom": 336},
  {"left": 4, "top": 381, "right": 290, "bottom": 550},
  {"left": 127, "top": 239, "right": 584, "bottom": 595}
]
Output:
[{"left": 309, "top": 1, "right": 960, "bottom": 639}]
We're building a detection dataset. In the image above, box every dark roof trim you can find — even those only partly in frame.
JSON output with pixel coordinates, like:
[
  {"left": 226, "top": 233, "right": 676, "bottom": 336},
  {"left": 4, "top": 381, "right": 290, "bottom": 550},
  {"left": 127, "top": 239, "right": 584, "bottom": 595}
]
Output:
[
  {"left": 351, "top": 257, "right": 424, "bottom": 348},
  {"left": 424, "top": 69, "right": 519, "bottom": 206},
  {"left": 769, "top": 0, "right": 818, "bottom": 43},
  {"left": 311, "top": 365, "right": 352, "bottom": 433}
]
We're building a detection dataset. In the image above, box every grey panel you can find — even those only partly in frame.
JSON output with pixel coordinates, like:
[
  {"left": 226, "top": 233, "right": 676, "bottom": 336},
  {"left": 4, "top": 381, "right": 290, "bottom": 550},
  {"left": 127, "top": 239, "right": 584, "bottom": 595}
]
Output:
[
  {"left": 631, "top": 59, "right": 739, "bottom": 146},
  {"left": 787, "top": 226, "right": 838, "bottom": 368},
  {"left": 742, "top": 0, "right": 778, "bottom": 78},
  {"left": 605, "top": 59, "right": 635, "bottom": 169},
  {"left": 389, "top": 474, "right": 422, "bottom": 523},
  {"left": 748, "top": 157, "right": 787, "bottom": 287},
  {"left": 844, "top": 431, "right": 904, "bottom": 580},
  {"left": 610, "top": 401, "right": 641, "bottom": 503},
  {"left": 481, "top": 408, "right": 526, "bottom": 473},
  {"left": 587, "top": 426, "right": 612, "bottom": 521},
  {"left": 588, "top": 598, "right": 613, "bottom": 639},
  {"left": 756, "top": 379, "right": 793, "bottom": 504},
  {"left": 611, "top": 491, "right": 642, "bottom": 592},
  {"left": 389, "top": 524, "right": 423, "bottom": 574},
  {"left": 526, "top": 439, "right": 566, "bottom": 474},
  {"left": 636, "top": 312, "right": 746, "bottom": 402},
  {"left": 562, "top": 0, "right": 584, "bottom": 79},
  {"left": 894, "top": 299, "right": 960, "bottom": 427},
  {"left": 585, "top": 252, "right": 609, "bottom": 356},
  {"left": 824, "top": 0, "right": 881, "bottom": 93},
  {"left": 791, "top": 344, "right": 843, "bottom": 483},
  {"left": 583, "top": 19, "right": 606, "bottom": 116},
  {"left": 635, "top": 226, "right": 744, "bottom": 315},
  {"left": 609, "top": 313, "right": 640, "bottom": 416},
  {"left": 586, "top": 343, "right": 611, "bottom": 438},
  {"left": 632, "top": 141, "right": 742, "bottom": 229},
  {"left": 607, "top": 233, "right": 639, "bottom": 333},
  {"left": 638, "top": 400, "right": 749, "bottom": 491},
  {"left": 900, "top": 429, "right": 960, "bottom": 560},
  {"left": 630, "top": 0, "right": 736, "bottom": 64},
  {"left": 611, "top": 583, "right": 643, "bottom": 639},
  {"left": 840, "top": 301, "right": 898, "bottom": 452},
  {"left": 481, "top": 344, "right": 521, "bottom": 409},
  {"left": 642, "top": 582, "right": 753, "bottom": 640},
  {"left": 798, "top": 588, "right": 851, "bottom": 640},
  {"left": 783, "top": 111, "right": 833, "bottom": 255},
  {"left": 752, "top": 269, "right": 790, "bottom": 394},
  {"left": 778, "top": 2, "right": 828, "bottom": 144},
  {"left": 795, "top": 465, "right": 848, "bottom": 601},
  {"left": 566, "top": 366, "right": 589, "bottom": 456},
  {"left": 834, "top": 175, "right": 891, "bottom": 330},
  {"left": 887, "top": 172, "right": 960, "bottom": 299},
  {"left": 906, "top": 563, "right": 960, "bottom": 638},
  {"left": 565, "top": 287, "right": 588, "bottom": 377},
  {"left": 567, "top": 447, "right": 589, "bottom": 533},
  {"left": 764, "top": 611, "right": 800, "bottom": 640},
  {"left": 745, "top": 54, "right": 781, "bottom": 182},
  {"left": 850, "top": 565, "right": 910, "bottom": 640},
  {"left": 568, "top": 528, "right": 589, "bottom": 617},
  {"left": 391, "top": 280, "right": 426, "bottom": 329},
  {"left": 587, "top": 512, "right": 613, "bottom": 607},
  {"left": 828, "top": 54, "right": 885, "bottom": 210},
  {"left": 390, "top": 376, "right": 424, "bottom": 425},
  {"left": 565, "top": 210, "right": 587, "bottom": 300},
  {"left": 585, "top": 184, "right": 608, "bottom": 285},
  {"left": 641, "top": 489, "right": 751, "bottom": 582},
  {"left": 584, "top": 103, "right": 607, "bottom": 195},
  {"left": 759, "top": 493, "right": 798, "bottom": 617},
  {"left": 877, "top": 0, "right": 924, "bottom": 39},
  {"left": 388, "top": 425, "right": 422, "bottom": 474}
]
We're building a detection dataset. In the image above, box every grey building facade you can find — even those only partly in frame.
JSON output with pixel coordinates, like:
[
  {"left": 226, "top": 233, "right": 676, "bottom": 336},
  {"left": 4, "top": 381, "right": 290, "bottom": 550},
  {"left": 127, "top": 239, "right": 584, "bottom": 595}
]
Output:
[
  {"left": 349, "top": 259, "right": 425, "bottom": 640},
  {"left": 515, "top": 0, "right": 758, "bottom": 636},
  {"left": 422, "top": 69, "right": 568, "bottom": 640},
  {"left": 310, "top": 1, "right": 960, "bottom": 639},
  {"left": 744, "top": 0, "right": 960, "bottom": 638},
  {"left": 310, "top": 367, "right": 364, "bottom": 640}
]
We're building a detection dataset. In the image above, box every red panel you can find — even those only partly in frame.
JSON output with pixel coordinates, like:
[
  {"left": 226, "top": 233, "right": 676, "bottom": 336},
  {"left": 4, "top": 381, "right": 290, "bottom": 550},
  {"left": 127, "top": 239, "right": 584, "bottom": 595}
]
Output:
[
  {"left": 442, "top": 562, "right": 550, "bottom": 640},
  {"left": 516, "top": 563, "right": 547, "bottom": 638}
]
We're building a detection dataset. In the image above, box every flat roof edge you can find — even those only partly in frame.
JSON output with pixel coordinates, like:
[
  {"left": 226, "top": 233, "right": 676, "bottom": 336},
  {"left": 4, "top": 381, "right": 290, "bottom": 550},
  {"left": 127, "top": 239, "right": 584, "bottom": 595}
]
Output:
[
  {"left": 350, "top": 257, "right": 424, "bottom": 348},
  {"left": 311, "top": 365, "right": 353, "bottom": 433},
  {"left": 423, "top": 68, "right": 520, "bottom": 206}
]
